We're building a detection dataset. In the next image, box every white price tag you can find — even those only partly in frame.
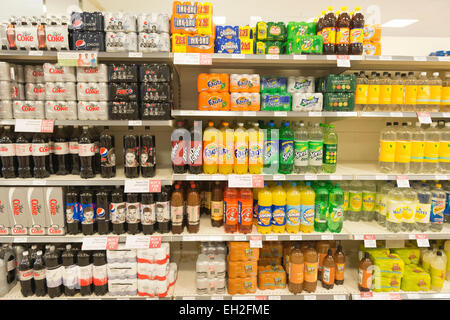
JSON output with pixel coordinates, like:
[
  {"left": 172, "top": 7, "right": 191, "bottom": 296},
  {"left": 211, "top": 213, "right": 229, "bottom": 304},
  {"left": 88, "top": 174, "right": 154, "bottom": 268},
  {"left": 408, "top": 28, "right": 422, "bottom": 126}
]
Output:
[
  {"left": 293, "top": 55, "right": 307, "bottom": 60},
  {"left": 266, "top": 55, "right": 279, "bottom": 60},
  {"left": 305, "top": 175, "right": 317, "bottom": 180},
  {"left": 379, "top": 56, "right": 392, "bottom": 60},
  {"left": 272, "top": 174, "right": 286, "bottom": 180},
  {"left": 173, "top": 53, "right": 200, "bottom": 65},
  {"left": 416, "top": 234, "right": 429, "bottom": 247},
  {"left": 413, "top": 56, "right": 427, "bottom": 62},
  {"left": 242, "top": 111, "right": 257, "bottom": 116},
  {"left": 183, "top": 236, "right": 196, "bottom": 241},
  {"left": 336, "top": 55, "right": 351, "bottom": 67},
  {"left": 329, "top": 175, "right": 343, "bottom": 180},
  {"left": 435, "top": 175, "right": 448, "bottom": 180},
  {"left": 32, "top": 180, "right": 46, "bottom": 185},
  {"left": 274, "top": 111, "right": 287, "bottom": 117},
  {"left": 304, "top": 295, "right": 316, "bottom": 300},
  {"left": 233, "top": 296, "right": 255, "bottom": 300},
  {"left": 125, "top": 236, "right": 150, "bottom": 249},
  {"left": 290, "top": 235, "right": 302, "bottom": 241},
  {"left": 124, "top": 180, "right": 150, "bottom": 193},
  {"left": 249, "top": 236, "right": 262, "bottom": 248},
  {"left": 265, "top": 235, "right": 278, "bottom": 241},
  {"left": 326, "top": 55, "right": 337, "bottom": 60},
  {"left": 353, "top": 234, "right": 364, "bottom": 240},
  {"left": 29, "top": 50, "right": 43, "bottom": 56},
  {"left": 334, "top": 295, "right": 347, "bottom": 300},
  {"left": 128, "top": 120, "right": 142, "bottom": 126},
  {"left": 406, "top": 293, "right": 421, "bottom": 300},
  {"left": 128, "top": 52, "right": 143, "bottom": 58},
  {"left": 231, "top": 54, "right": 245, "bottom": 59},
  {"left": 375, "top": 175, "right": 388, "bottom": 180},
  {"left": 308, "top": 112, "right": 322, "bottom": 117},
  {"left": 228, "top": 174, "right": 253, "bottom": 188},
  {"left": 363, "top": 235, "right": 377, "bottom": 248},
  {"left": 14, "top": 119, "right": 52, "bottom": 133},
  {"left": 268, "top": 296, "right": 281, "bottom": 300},
  {"left": 321, "top": 234, "right": 333, "bottom": 240},
  {"left": 396, "top": 176, "right": 410, "bottom": 188},
  {"left": 408, "top": 234, "right": 416, "bottom": 240},
  {"left": 234, "top": 235, "right": 247, "bottom": 241},
  {"left": 438, "top": 57, "right": 450, "bottom": 62},
  {"left": 417, "top": 112, "right": 432, "bottom": 124},
  {"left": 211, "top": 174, "right": 224, "bottom": 180},
  {"left": 390, "top": 112, "right": 403, "bottom": 117},
  {"left": 211, "top": 296, "right": 224, "bottom": 300},
  {"left": 13, "top": 237, "right": 27, "bottom": 243},
  {"left": 82, "top": 237, "right": 108, "bottom": 251}
]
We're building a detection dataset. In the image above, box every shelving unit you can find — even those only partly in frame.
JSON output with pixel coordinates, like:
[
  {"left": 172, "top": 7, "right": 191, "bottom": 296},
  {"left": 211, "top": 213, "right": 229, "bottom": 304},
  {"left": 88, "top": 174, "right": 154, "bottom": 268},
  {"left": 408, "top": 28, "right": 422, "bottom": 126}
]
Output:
[{"left": 0, "top": 119, "right": 173, "bottom": 127}]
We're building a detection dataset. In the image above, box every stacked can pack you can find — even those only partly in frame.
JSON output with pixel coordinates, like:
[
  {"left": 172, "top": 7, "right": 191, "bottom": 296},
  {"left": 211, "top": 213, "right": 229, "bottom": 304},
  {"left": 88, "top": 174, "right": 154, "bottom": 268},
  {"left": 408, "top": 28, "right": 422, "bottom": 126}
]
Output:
[
  {"left": 316, "top": 74, "right": 356, "bottom": 111},
  {"left": 42, "top": 63, "right": 77, "bottom": 120},
  {"left": 69, "top": 11, "right": 105, "bottom": 51},
  {"left": 104, "top": 12, "right": 137, "bottom": 53},
  {"left": 260, "top": 76, "right": 291, "bottom": 111},
  {"left": 214, "top": 25, "right": 253, "bottom": 54},
  {"left": 77, "top": 64, "right": 108, "bottom": 120},
  {"left": 0, "top": 62, "right": 25, "bottom": 119},
  {"left": 136, "top": 244, "right": 177, "bottom": 297},
  {"left": 196, "top": 242, "right": 227, "bottom": 294},
  {"left": 255, "top": 22, "right": 286, "bottom": 55},
  {"left": 286, "top": 21, "right": 323, "bottom": 54},
  {"left": 137, "top": 13, "right": 170, "bottom": 53},
  {"left": 108, "top": 64, "right": 139, "bottom": 120},
  {"left": 140, "top": 64, "right": 172, "bottom": 120},
  {"left": 171, "top": 1, "right": 215, "bottom": 53},
  {"left": 107, "top": 245, "right": 138, "bottom": 296},
  {"left": 230, "top": 74, "right": 260, "bottom": 111},
  {"left": 288, "top": 76, "right": 323, "bottom": 111}
]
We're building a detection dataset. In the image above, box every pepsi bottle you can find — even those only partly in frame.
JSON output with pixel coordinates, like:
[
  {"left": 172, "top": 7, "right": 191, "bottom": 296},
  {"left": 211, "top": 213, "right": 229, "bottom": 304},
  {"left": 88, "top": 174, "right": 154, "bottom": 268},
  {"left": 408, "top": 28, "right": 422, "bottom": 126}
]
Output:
[
  {"left": 15, "top": 132, "right": 32, "bottom": 178},
  {"left": 140, "top": 127, "right": 155, "bottom": 178},
  {"left": 79, "top": 126, "right": 95, "bottom": 179},
  {"left": 99, "top": 126, "right": 116, "bottom": 178},
  {"left": 90, "top": 127, "right": 101, "bottom": 175},
  {"left": 123, "top": 127, "right": 139, "bottom": 178},
  {"left": 110, "top": 186, "right": 125, "bottom": 235},
  {"left": 80, "top": 189, "right": 95, "bottom": 235},
  {"left": 64, "top": 187, "right": 80, "bottom": 234},
  {"left": 32, "top": 133, "right": 50, "bottom": 178},
  {"left": 0, "top": 126, "right": 16, "bottom": 178},
  {"left": 69, "top": 126, "right": 80, "bottom": 175},
  {"left": 126, "top": 193, "right": 140, "bottom": 234},
  {"left": 53, "top": 126, "right": 69, "bottom": 175},
  {"left": 96, "top": 188, "right": 110, "bottom": 234}
]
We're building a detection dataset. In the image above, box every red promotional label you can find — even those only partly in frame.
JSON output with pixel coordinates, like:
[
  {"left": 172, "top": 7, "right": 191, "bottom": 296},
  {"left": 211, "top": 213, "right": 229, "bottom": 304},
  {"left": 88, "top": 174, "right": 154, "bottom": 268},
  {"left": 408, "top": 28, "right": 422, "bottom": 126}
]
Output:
[
  {"left": 252, "top": 175, "right": 264, "bottom": 188},
  {"left": 199, "top": 53, "right": 212, "bottom": 65},
  {"left": 149, "top": 236, "right": 162, "bottom": 248},
  {"left": 40, "top": 120, "right": 54, "bottom": 133},
  {"left": 106, "top": 237, "right": 119, "bottom": 250},
  {"left": 363, "top": 234, "right": 376, "bottom": 240},
  {"left": 149, "top": 180, "right": 162, "bottom": 193}
]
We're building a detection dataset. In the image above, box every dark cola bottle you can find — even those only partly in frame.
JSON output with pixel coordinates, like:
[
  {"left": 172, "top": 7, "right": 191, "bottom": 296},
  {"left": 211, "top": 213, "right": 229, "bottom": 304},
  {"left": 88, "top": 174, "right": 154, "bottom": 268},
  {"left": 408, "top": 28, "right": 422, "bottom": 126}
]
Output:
[
  {"left": 64, "top": 186, "right": 80, "bottom": 234},
  {"left": 44, "top": 246, "right": 62, "bottom": 298},
  {"left": 61, "top": 245, "right": 76, "bottom": 296},
  {"left": 79, "top": 126, "right": 95, "bottom": 179},
  {"left": 171, "top": 120, "right": 188, "bottom": 174},
  {"left": 140, "top": 126, "right": 155, "bottom": 178},
  {"left": 33, "top": 250, "right": 46, "bottom": 297},
  {"left": 123, "top": 126, "right": 139, "bottom": 178},
  {"left": 46, "top": 133, "right": 55, "bottom": 175},
  {"left": 15, "top": 132, "right": 32, "bottom": 178},
  {"left": 0, "top": 126, "right": 16, "bottom": 178},
  {"left": 126, "top": 193, "right": 140, "bottom": 234},
  {"left": 93, "top": 251, "right": 108, "bottom": 296},
  {"left": 156, "top": 186, "right": 171, "bottom": 234},
  {"left": 80, "top": 189, "right": 95, "bottom": 235},
  {"left": 99, "top": 126, "right": 116, "bottom": 178},
  {"left": 69, "top": 126, "right": 80, "bottom": 175},
  {"left": 53, "top": 126, "right": 69, "bottom": 175},
  {"left": 18, "top": 251, "right": 33, "bottom": 297},
  {"left": 32, "top": 133, "right": 50, "bottom": 178},
  {"left": 96, "top": 187, "right": 110, "bottom": 235},
  {"left": 111, "top": 186, "right": 125, "bottom": 235},
  {"left": 141, "top": 193, "right": 155, "bottom": 235},
  {"left": 89, "top": 127, "right": 101, "bottom": 175},
  {"left": 77, "top": 250, "right": 92, "bottom": 296},
  {"left": 189, "top": 121, "right": 203, "bottom": 174}
]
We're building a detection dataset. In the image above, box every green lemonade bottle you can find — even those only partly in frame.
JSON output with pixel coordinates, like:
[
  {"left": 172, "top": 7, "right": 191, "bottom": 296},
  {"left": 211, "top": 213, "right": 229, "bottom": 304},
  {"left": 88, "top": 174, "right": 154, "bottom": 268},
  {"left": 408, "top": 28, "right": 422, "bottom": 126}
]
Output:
[
  {"left": 314, "top": 185, "right": 329, "bottom": 232},
  {"left": 327, "top": 184, "right": 344, "bottom": 233},
  {"left": 323, "top": 124, "right": 338, "bottom": 173},
  {"left": 279, "top": 122, "right": 294, "bottom": 174},
  {"left": 263, "top": 121, "right": 279, "bottom": 174}
]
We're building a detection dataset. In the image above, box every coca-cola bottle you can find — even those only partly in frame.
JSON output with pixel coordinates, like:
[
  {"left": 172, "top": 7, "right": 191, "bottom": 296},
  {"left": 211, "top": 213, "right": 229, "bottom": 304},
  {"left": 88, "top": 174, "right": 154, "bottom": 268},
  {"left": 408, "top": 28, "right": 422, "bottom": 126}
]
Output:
[
  {"left": 77, "top": 250, "right": 92, "bottom": 296},
  {"left": 140, "top": 126, "right": 155, "bottom": 178},
  {"left": 141, "top": 193, "right": 155, "bottom": 235},
  {"left": 69, "top": 126, "right": 80, "bottom": 175},
  {"left": 171, "top": 120, "right": 188, "bottom": 174},
  {"left": 126, "top": 193, "right": 140, "bottom": 234},
  {"left": 79, "top": 126, "right": 95, "bottom": 179},
  {"left": 80, "top": 189, "right": 95, "bottom": 235},
  {"left": 47, "top": 133, "right": 55, "bottom": 175},
  {"left": 99, "top": 126, "right": 116, "bottom": 178},
  {"left": 61, "top": 245, "right": 76, "bottom": 296},
  {"left": 18, "top": 251, "right": 33, "bottom": 297},
  {"left": 96, "top": 187, "right": 110, "bottom": 235},
  {"left": 64, "top": 187, "right": 79, "bottom": 234},
  {"left": 110, "top": 186, "right": 125, "bottom": 235},
  {"left": 37, "top": 17, "right": 46, "bottom": 50},
  {"left": 92, "top": 251, "right": 107, "bottom": 296},
  {"left": 44, "top": 246, "right": 62, "bottom": 298},
  {"left": 32, "top": 133, "right": 50, "bottom": 178},
  {"left": 189, "top": 121, "right": 202, "bottom": 174},
  {"left": 53, "top": 126, "right": 69, "bottom": 175},
  {"left": 15, "top": 132, "right": 32, "bottom": 178},
  {"left": 90, "top": 127, "right": 101, "bottom": 175},
  {"left": 123, "top": 127, "right": 139, "bottom": 178},
  {"left": 0, "top": 126, "right": 16, "bottom": 178},
  {"left": 33, "top": 250, "right": 46, "bottom": 297}
]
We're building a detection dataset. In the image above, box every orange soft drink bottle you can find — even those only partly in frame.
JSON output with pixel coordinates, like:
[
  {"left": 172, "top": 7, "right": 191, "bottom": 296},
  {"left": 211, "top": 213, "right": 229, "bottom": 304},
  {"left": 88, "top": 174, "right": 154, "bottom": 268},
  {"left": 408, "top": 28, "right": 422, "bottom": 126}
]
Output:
[
  {"left": 219, "top": 121, "right": 234, "bottom": 174},
  {"left": 238, "top": 188, "right": 253, "bottom": 234},
  {"left": 224, "top": 187, "right": 239, "bottom": 233},
  {"left": 234, "top": 122, "right": 249, "bottom": 174},
  {"left": 248, "top": 122, "right": 263, "bottom": 174},
  {"left": 203, "top": 121, "right": 220, "bottom": 174}
]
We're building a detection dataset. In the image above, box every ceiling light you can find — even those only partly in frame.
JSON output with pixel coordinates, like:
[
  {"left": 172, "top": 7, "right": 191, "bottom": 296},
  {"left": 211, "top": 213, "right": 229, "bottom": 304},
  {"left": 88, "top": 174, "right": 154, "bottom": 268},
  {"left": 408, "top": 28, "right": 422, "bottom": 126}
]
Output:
[{"left": 382, "top": 19, "right": 418, "bottom": 28}]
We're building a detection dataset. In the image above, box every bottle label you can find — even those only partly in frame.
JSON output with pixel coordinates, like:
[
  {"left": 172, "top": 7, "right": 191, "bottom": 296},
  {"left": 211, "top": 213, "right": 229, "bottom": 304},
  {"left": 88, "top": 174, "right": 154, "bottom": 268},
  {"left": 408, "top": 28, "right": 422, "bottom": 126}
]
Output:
[
  {"left": 93, "top": 265, "right": 108, "bottom": 286},
  {"left": 31, "top": 143, "right": 49, "bottom": 156},
  {"left": 314, "top": 202, "right": 327, "bottom": 224},
  {"left": 439, "top": 141, "right": 450, "bottom": 163},
  {"left": 349, "top": 192, "right": 362, "bottom": 212},
  {"left": 350, "top": 28, "right": 363, "bottom": 44},
  {"left": 263, "top": 140, "right": 278, "bottom": 165},
  {"left": 289, "top": 262, "right": 304, "bottom": 284},
  {"left": 300, "top": 204, "right": 314, "bottom": 226},
  {"left": 280, "top": 139, "right": 294, "bottom": 165},
  {"left": 377, "top": 195, "right": 388, "bottom": 217},
  {"left": 388, "top": 200, "right": 403, "bottom": 223},
  {"left": 402, "top": 204, "right": 415, "bottom": 223},
  {"left": 171, "top": 140, "right": 187, "bottom": 166},
  {"left": 65, "top": 202, "right": 80, "bottom": 223},
  {"left": 224, "top": 201, "right": 238, "bottom": 226},
  {"left": 220, "top": 139, "right": 234, "bottom": 165},
  {"left": 431, "top": 198, "right": 445, "bottom": 224},
  {"left": 170, "top": 205, "right": 184, "bottom": 226},
  {"left": 19, "top": 269, "right": 33, "bottom": 281},
  {"left": 404, "top": 86, "right": 417, "bottom": 105},
  {"left": 189, "top": 141, "right": 202, "bottom": 166},
  {"left": 33, "top": 269, "right": 46, "bottom": 280},
  {"left": 442, "top": 86, "right": 450, "bottom": 105},
  {"left": 308, "top": 141, "right": 323, "bottom": 166},
  {"left": 46, "top": 266, "right": 64, "bottom": 288},
  {"left": 78, "top": 143, "right": 95, "bottom": 157},
  {"left": 286, "top": 204, "right": 301, "bottom": 226},
  {"left": 78, "top": 265, "right": 93, "bottom": 287},
  {"left": 304, "top": 262, "right": 318, "bottom": 282},
  {"left": 124, "top": 146, "right": 139, "bottom": 167},
  {"left": 430, "top": 85, "right": 442, "bottom": 103},
  {"left": 238, "top": 201, "right": 253, "bottom": 226},
  {"left": 417, "top": 85, "right": 431, "bottom": 104},
  {"left": 368, "top": 85, "right": 380, "bottom": 104},
  {"left": 257, "top": 205, "right": 272, "bottom": 227},
  {"left": 411, "top": 141, "right": 425, "bottom": 162},
  {"left": 329, "top": 206, "right": 343, "bottom": 222},
  {"left": 359, "top": 268, "right": 372, "bottom": 289},
  {"left": 205, "top": 191, "right": 211, "bottom": 210},
  {"left": 211, "top": 201, "right": 224, "bottom": 221},
  {"left": 355, "top": 84, "right": 369, "bottom": 105},
  {"left": 336, "top": 263, "right": 345, "bottom": 281},
  {"left": 110, "top": 202, "right": 126, "bottom": 224},
  {"left": 15, "top": 143, "right": 32, "bottom": 156},
  {"left": 431, "top": 266, "right": 445, "bottom": 288},
  {"left": 336, "top": 27, "right": 349, "bottom": 44},
  {"left": 249, "top": 142, "right": 262, "bottom": 165},
  {"left": 126, "top": 202, "right": 140, "bottom": 224},
  {"left": 235, "top": 142, "right": 249, "bottom": 165},
  {"left": 379, "top": 85, "right": 392, "bottom": 104},
  {"left": 53, "top": 142, "right": 69, "bottom": 155},
  {"left": 343, "top": 192, "right": 349, "bottom": 211},
  {"left": 362, "top": 193, "right": 376, "bottom": 212},
  {"left": 156, "top": 201, "right": 170, "bottom": 223},
  {"left": 294, "top": 140, "right": 308, "bottom": 167},
  {"left": 69, "top": 141, "right": 78, "bottom": 154},
  {"left": 271, "top": 204, "right": 286, "bottom": 226},
  {"left": 424, "top": 141, "right": 439, "bottom": 163},
  {"left": 415, "top": 203, "right": 431, "bottom": 223},
  {"left": 391, "top": 85, "right": 404, "bottom": 104},
  {"left": 79, "top": 203, "right": 95, "bottom": 224},
  {"left": 322, "top": 27, "right": 336, "bottom": 44},
  {"left": 322, "top": 266, "right": 334, "bottom": 285},
  {"left": 204, "top": 141, "right": 219, "bottom": 165},
  {"left": 379, "top": 140, "right": 396, "bottom": 163},
  {"left": 101, "top": 147, "right": 116, "bottom": 167},
  {"left": 323, "top": 143, "right": 337, "bottom": 165},
  {"left": 141, "top": 203, "right": 156, "bottom": 225}
]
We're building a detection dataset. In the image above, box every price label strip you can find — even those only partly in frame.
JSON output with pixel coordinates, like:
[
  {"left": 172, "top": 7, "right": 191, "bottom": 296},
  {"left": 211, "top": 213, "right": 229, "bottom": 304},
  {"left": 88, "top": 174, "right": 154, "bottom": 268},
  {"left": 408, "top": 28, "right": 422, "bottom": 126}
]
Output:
[
  {"left": 106, "top": 237, "right": 119, "bottom": 250},
  {"left": 149, "top": 236, "right": 162, "bottom": 248},
  {"left": 396, "top": 176, "right": 410, "bottom": 188},
  {"left": 417, "top": 112, "right": 432, "bottom": 124},
  {"left": 125, "top": 236, "right": 151, "bottom": 249},
  {"left": 14, "top": 119, "right": 54, "bottom": 133},
  {"left": 228, "top": 175, "right": 253, "bottom": 188},
  {"left": 249, "top": 235, "right": 262, "bottom": 248},
  {"left": 82, "top": 237, "right": 108, "bottom": 250},
  {"left": 336, "top": 55, "right": 351, "bottom": 67},
  {"left": 363, "top": 235, "right": 377, "bottom": 248},
  {"left": 416, "top": 234, "right": 429, "bottom": 247}
]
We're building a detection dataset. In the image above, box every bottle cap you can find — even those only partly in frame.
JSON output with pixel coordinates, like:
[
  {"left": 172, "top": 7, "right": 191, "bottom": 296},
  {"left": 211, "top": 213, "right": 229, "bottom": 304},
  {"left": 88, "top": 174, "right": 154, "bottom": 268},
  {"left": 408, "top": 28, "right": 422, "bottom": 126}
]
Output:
[
  {"left": 327, "top": 6, "right": 334, "bottom": 11},
  {"left": 292, "top": 182, "right": 297, "bottom": 186},
  {"left": 355, "top": 6, "right": 361, "bottom": 11},
  {"left": 208, "top": 121, "right": 214, "bottom": 127},
  {"left": 327, "top": 249, "right": 333, "bottom": 255},
  {"left": 341, "top": 6, "right": 347, "bottom": 11},
  {"left": 437, "top": 251, "right": 442, "bottom": 256}
]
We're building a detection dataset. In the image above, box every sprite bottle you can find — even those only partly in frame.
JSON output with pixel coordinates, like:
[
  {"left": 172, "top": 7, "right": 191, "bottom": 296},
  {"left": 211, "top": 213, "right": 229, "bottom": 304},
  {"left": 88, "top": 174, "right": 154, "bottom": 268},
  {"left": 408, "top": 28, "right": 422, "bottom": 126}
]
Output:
[
  {"left": 327, "top": 184, "right": 344, "bottom": 233},
  {"left": 314, "top": 185, "right": 329, "bottom": 232},
  {"left": 263, "top": 121, "right": 279, "bottom": 174},
  {"left": 279, "top": 122, "right": 294, "bottom": 174}
]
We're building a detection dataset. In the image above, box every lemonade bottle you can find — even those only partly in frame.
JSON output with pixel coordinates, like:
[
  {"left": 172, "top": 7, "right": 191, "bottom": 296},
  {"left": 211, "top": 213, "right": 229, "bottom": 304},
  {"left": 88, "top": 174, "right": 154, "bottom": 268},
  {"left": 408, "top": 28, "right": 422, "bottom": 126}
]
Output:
[
  {"left": 300, "top": 182, "right": 315, "bottom": 233},
  {"left": 327, "top": 184, "right": 344, "bottom": 233},
  {"left": 286, "top": 182, "right": 301, "bottom": 234},
  {"left": 314, "top": 185, "right": 328, "bottom": 232},
  {"left": 386, "top": 187, "right": 403, "bottom": 233},
  {"left": 248, "top": 123, "right": 263, "bottom": 174},
  {"left": 348, "top": 180, "right": 362, "bottom": 221},
  {"left": 234, "top": 122, "right": 249, "bottom": 174},
  {"left": 424, "top": 122, "right": 440, "bottom": 173},
  {"left": 417, "top": 72, "right": 431, "bottom": 112},
  {"left": 431, "top": 251, "right": 446, "bottom": 292},
  {"left": 444, "top": 240, "right": 450, "bottom": 280},
  {"left": 219, "top": 121, "right": 234, "bottom": 174},
  {"left": 257, "top": 183, "right": 272, "bottom": 234},
  {"left": 271, "top": 183, "right": 287, "bottom": 233},
  {"left": 263, "top": 121, "right": 279, "bottom": 174},
  {"left": 203, "top": 121, "right": 220, "bottom": 174}
]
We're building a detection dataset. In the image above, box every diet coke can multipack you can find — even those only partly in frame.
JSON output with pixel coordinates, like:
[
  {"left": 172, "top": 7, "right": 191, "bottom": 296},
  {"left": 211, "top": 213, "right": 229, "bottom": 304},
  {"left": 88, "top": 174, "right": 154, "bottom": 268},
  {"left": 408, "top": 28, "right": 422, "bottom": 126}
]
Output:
[
  {"left": 77, "top": 63, "right": 109, "bottom": 120},
  {"left": 0, "top": 62, "right": 26, "bottom": 119}
]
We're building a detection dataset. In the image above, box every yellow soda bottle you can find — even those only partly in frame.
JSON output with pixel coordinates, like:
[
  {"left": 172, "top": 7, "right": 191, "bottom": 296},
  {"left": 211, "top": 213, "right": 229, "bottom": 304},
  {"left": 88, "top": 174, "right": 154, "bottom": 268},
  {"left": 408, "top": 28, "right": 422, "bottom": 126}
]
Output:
[
  {"left": 203, "top": 121, "right": 220, "bottom": 174},
  {"left": 286, "top": 182, "right": 301, "bottom": 233},
  {"left": 234, "top": 122, "right": 248, "bottom": 174},
  {"left": 300, "top": 182, "right": 315, "bottom": 233},
  {"left": 257, "top": 183, "right": 272, "bottom": 234},
  {"left": 248, "top": 123, "right": 263, "bottom": 174},
  {"left": 253, "top": 187, "right": 263, "bottom": 225},
  {"left": 219, "top": 121, "right": 234, "bottom": 174},
  {"left": 272, "top": 183, "right": 287, "bottom": 233}
]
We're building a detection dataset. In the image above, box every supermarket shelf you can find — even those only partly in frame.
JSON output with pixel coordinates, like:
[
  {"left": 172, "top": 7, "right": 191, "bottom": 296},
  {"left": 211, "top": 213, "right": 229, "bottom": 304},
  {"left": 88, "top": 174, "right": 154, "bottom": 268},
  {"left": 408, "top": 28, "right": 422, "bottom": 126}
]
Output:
[{"left": 0, "top": 119, "right": 173, "bottom": 127}]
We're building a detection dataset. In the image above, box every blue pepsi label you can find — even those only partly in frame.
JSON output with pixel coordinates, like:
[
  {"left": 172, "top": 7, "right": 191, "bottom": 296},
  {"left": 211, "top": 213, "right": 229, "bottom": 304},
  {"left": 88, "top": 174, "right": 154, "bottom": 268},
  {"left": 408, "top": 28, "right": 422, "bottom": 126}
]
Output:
[
  {"left": 65, "top": 202, "right": 79, "bottom": 223},
  {"left": 79, "top": 203, "right": 95, "bottom": 224}
]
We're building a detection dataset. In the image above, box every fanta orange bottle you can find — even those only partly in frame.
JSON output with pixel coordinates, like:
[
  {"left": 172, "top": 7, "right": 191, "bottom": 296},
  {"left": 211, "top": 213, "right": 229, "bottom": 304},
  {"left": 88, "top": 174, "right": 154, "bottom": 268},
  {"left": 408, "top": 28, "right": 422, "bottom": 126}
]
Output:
[
  {"left": 234, "top": 123, "right": 249, "bottom": 174},
  {"left": 257, "top": 183, "right": 272, "bottom": 234},
  {"left": 219, "top": 121, "right": 234, "bottom": 174},
  {"left": 224, "top": 187, "right": 239, "bottom": 233},
  {"left": 203, "top": 121, "right": 220, "bottom": 174},
  {"left": 248, "top": 123, "right": 263, "bottom": 174}
]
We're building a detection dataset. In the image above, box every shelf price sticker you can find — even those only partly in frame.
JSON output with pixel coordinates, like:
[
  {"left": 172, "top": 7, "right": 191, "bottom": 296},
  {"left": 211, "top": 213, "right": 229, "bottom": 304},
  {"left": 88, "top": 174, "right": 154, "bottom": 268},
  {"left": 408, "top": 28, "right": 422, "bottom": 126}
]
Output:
[
  {"left": 363, "top": 234, "right": 377, "bottom": 248},
  {"left": 321, "top": 234, "right": 333, "bottom": 240},
  {"left": 13, "top": 237, "right": 27, "bottom": 243},
  {"left": 199, "top": 53, "right": 212, "bottom": 65},
  {"left": 149, "top": 236, "right": 162, "bottom": 248},
  {"left": 124, "top": 179, "right": 150, "bottom": 193},
  {"left": 360, "top": 292, "right": 373, "bottom": 299},
  {"left": 82, "top": 237, "right": 108, "bottom": 251},
  {"left": 336, "top": 55, "right": 351, "bottom": 67},
  {"left": 272, "top": 174, "right": 286, "bottom": 181},
  {"left": 125, "top": 236, "right": 150, "bottom": 249},
  {"left": 57, "top": 51, "right": 98, "bottom": 67},
  {"left": 231, "top": 54, "right": 245, "bottom": 59},
  {"left": 149, "top": 180, "right": 162, "bottom": 193},
  {"left": 413, "top": 56, "right": 427, "bottom": 62},
  {"left": 396, "top": 176, "right": 410, "bottom": 188},
  {"left": 173, "top": 53, "right": 204, "bottom": 65},
  {"left": 265, "top": 54, "right": 279, "bottom": 60},
  {"left": 14, "top": 119, "right": 54, "bottom": 133},
  {"left": 265, "top": 235, "right": 278, "bottom": 241},
  {"left": 415, "top": 234, "right": 429, "bottom": 247},
  {"left": 252, "top": 175, "right": 264, "bottom": 188},
  {"left": 389, "top": 293, "right": 402, "bottom": 300},
  {"left": 106, "top": 237, "right": 119, "bottom": 250},
  {"left": 304, "top": 295, "right": 316, "bottom": 300},
  {"left": 273, "top": 111, "right": 287, "bottom": 117},
  {"left": 128, "top": 52, "right": 143, "bottom": 58},
  {"left": 417, "top": 112, "right": 432, "bottom": 124},
  {"left": 290, "top": 235, "right": 302, "bottom": 241},
  {"left": 293, "top": 54, "right": 307, "bottom": 60},
  {"left": 234, "top": 235, "right": 247, "bottom": 241},
  {"left": 128, "top": 120, "right": 142, "bottom": 126},
  {"left": 29, "top": 50, "right": 43, "bottom": 56},
  {"left": 250, "top": 235, "right": 262, "bottom": 248},
  {"left": 228, "top": 174, "right": 253, "bottom": 188}
]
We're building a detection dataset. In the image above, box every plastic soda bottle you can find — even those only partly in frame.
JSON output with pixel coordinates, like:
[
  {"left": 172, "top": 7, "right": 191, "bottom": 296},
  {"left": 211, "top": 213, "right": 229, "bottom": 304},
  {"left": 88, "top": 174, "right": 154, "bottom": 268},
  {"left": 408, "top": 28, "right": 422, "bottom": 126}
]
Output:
[
  {"left": 253, "top": 186, "right": 263, "bottom": 225},
  {"left": 348, "top": 180, "right": 362, "bottom": 221},
  {"left": 234, "top": 123, "right": 248, "bottom": 174},
  {"left": 238, "top": 188, "right": 253, "bottom": 234},
  {"left": 279, "top": 122, "right": 294, "bottom": 174},
  {"left": 439, "top": 122, "right": 450, "bottom": 173},
  {"left": 257, "top": 183, "right": 272, "bottom": 234},
  {"left": 272, "top": 182, "right": 287, "bottom": 233},
  {"left": 263, "top": 121, "right": 279, "bottom": 174},
  {"left": 417, "top": 72, "right": 431, "bottom": 112},
  {"left": 294, "top": 121, "right": 309, "bottom": 173},
  {"left": 300, "top": 182, "right": 315, "bottom": 233},
  {"left": 386, "top": 187, "right": 403, "bottom": 233},
  {"left": 248, "top": 123, "right": 263, "bottom": 174},
  {"left": 327, "top": 184, "right": 344, "bottom": 233},
  {"left": 224, "top": 187, "right": 239, "bottom": 233},
  {"left": 308, "top": 123, "right": 324, "bottom": 173},
  {"left": 323, "top": 124, "right": 338, "bottom": 173},
  {"left": 415, "top": 183, "right": 432, "bottom": 232},
  {"left": 377, "top": 181, "right": 394, "bottom": 227},
  {"left": 361, "top": 181, "right": 377, "bottom": 222},
  {"left": 430, "top": 72, "right": 442, "bottom": 112},
  {"left": 401, "top": 187, "right": 417, "bottom": 232},
  {"left": 286, "top": 182, "right": 301, "bottom": 233},
  {"left": 378, "top": 122, "right": 396, "bottom": 173},
  {"left": 404, "top": 72, "right": 417, "bottom": 112},
  {"left": 431, "top": 183, "right": 446, "bottom": 232},
  {"left": 394, "top": 122, "right": 412, "bottom": 174},
  {"left": 314, "top": 185, "right": 328, "bottom": 232},
  {"left": 340, "top": 181, "right": 349, "bottom": 221},
  {"left": 203, "top": 121, "right": 220, "bottom": 174},
  {"left": 424, "top": 123, "right": 440, "bottom": 172},
  {"left": 431, "top": 251, "right": 446, "bottom": 292},
  {"left": 410, "top": 122, "right": 425, "bottom": 173},
  {"left": 379, "top": 72, "right": 392, "bottom": 110},
  {"left": 219, "top": 121, "right": 234, "bottom": 174}
]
